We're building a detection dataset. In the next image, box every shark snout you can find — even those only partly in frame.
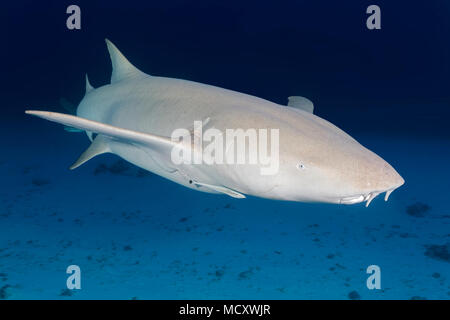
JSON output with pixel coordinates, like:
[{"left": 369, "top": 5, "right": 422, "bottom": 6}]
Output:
[
  {"left": 338, "top": 158, "right": 404, "bottom": 207},
  {"left": 359, "top": 163, "right": 405, "bottom": 207},
  {"left": 381, "top": 167, "right": 404, "bottom": 200},
  {"left": 379, "top": 161, "right": 404, "bottom": 190}
]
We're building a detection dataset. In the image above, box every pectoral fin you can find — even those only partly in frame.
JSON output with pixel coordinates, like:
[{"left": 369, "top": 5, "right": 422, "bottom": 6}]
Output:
[
  {"left": 193, "top": 181, "right": 246, "bottom": 199},
  {"left": 287, "top": 96, "right": 314, "bottom": 113}
]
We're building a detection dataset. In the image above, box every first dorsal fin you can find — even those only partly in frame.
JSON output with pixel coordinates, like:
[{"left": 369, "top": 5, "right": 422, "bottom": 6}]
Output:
[
  {"left": 70, "top": 135, "right": 110, "bottom": 170},
  {"left": 105, "top": 39, "right": 145, "bottom": 83},
  {"left": 287, "top": 96, "right": 314, "bottom": 114}
]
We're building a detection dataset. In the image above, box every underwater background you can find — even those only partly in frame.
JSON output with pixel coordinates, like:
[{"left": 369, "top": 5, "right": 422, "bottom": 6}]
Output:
[{"left": 1, "top": 0, "right": 449, "bottom": 299}]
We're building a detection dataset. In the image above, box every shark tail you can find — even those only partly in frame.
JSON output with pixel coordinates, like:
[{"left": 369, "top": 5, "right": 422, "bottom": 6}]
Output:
[{"left": 25, "top": 110, "right": 177, "bottom": 170}]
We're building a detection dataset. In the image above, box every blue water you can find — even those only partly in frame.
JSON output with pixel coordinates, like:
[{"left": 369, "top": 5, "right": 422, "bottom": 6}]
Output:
[{"left": 1, "top": 1, "right": 449, "bottom": 299}]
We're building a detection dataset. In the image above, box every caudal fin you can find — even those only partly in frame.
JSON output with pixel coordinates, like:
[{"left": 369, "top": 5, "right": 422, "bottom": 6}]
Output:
[
  {"left": 25, "top": 110, "right": 175, "bottom": 148},
  {"left": 25, "top": 110, "right": 178, "bottom": 169}
]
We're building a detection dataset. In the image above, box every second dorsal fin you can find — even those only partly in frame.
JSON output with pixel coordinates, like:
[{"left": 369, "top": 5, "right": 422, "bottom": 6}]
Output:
[{"left": 85, "top": 74, "right": 94, "bottom": 94}]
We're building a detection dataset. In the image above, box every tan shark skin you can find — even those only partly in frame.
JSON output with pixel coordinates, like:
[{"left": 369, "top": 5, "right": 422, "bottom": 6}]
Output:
[{"left": 26, "top": 40, "right": 404, "bottom": 206}]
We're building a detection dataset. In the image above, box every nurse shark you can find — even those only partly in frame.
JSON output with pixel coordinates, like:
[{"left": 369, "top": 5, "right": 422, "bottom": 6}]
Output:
[{"left": 26, "top": 39, "right": 404, "bottom": 206}]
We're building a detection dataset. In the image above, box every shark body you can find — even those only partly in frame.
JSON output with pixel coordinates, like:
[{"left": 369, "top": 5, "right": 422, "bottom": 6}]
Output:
[{"left": 26, "top": 40, "right": 404, "bottom": 206}]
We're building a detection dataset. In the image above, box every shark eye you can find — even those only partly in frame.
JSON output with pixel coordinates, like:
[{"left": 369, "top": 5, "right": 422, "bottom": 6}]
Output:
[{"left": 296, "top": 162, "right": 305, "bottom": 170}]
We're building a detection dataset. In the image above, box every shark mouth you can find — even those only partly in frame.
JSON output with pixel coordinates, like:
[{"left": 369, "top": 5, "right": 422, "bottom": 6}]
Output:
[{"left": 339, "top": 188, "right": 397, "bottom": 207}]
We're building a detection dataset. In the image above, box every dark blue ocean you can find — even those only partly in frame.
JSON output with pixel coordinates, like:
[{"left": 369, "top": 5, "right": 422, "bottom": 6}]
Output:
[{"left": 1, "top": 0, "right": 449, "bottom": 299}]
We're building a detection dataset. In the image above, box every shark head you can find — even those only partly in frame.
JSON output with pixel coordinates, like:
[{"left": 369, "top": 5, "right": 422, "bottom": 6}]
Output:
[
  {"left": 233, "top": 108, "right": 405, "bottom": 207},
  {"left": 25, "top": 40, "right": 404, "bottom": 207},
  {"left": 277, "top": 143, "right": 405, "bottom": 207}
]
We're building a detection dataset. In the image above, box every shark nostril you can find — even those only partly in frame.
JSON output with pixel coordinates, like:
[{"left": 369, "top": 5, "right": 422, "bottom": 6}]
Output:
[
  {"left": 365, "top": 191, "right": 385, "bottom": 207},
  {"left": 384, "top": 189, "right": 394, "bottom": 201}
]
